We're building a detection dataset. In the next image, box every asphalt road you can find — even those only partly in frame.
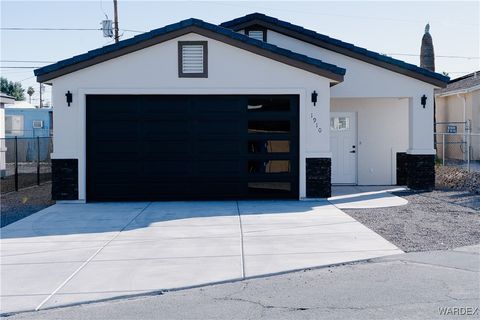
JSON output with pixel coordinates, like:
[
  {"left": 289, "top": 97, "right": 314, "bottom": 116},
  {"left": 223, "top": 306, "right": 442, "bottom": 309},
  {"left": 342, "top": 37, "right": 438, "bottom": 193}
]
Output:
[{"left": 6, "top": 245, "right": 479, "bottom": 320}]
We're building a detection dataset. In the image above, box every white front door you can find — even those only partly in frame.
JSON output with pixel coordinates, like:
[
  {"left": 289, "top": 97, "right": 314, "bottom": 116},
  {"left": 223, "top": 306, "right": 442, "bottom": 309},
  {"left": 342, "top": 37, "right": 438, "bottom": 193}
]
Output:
[{"left": 330, "top": 112, "right": 357, "bottom": 184}]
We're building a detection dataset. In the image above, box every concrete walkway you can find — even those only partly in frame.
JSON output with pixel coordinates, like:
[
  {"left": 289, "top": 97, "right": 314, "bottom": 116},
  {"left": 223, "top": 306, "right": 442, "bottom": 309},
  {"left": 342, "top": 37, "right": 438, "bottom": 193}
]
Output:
[{"left": 1, "top": 201, "right": 402, "bottom": 315}]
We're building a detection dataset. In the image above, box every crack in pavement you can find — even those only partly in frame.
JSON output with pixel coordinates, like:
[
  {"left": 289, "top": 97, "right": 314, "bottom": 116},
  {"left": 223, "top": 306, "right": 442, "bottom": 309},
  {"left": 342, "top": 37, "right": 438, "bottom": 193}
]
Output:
[
  {"left": 394, "top": 258, "right": 479, "bottom": 273},
  {"left": 213, "top": 295, "right": 476, "bottom": 314}
]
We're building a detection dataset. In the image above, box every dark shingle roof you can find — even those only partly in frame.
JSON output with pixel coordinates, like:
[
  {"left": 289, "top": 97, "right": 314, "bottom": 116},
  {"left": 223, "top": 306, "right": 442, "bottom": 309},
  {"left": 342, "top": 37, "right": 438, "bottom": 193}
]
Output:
[
  {"left": 221, "top": 13, "right": 449, "bottom": 86},
  {"left": 34, "top": 18, "right": 345, "bottom": 81},
  {"left": 436, "top": 71, "right": 480, "bottom": 95}
]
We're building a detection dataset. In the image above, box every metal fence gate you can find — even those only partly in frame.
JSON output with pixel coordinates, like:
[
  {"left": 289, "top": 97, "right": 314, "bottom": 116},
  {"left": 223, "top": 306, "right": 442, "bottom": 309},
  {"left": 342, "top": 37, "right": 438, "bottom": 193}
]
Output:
[{"left": 435, "top": 120, "right": 480, "bottom": 171}]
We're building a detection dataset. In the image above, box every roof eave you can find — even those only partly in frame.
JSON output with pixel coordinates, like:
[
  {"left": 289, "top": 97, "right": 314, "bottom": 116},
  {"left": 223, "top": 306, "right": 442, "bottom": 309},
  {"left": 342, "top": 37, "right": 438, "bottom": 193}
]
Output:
[
  {"left": 36, "top": 24, "right": 344, "bottom": 83},
  {"left": 225, "top": 19, "right": 448, "bottom": 88}
]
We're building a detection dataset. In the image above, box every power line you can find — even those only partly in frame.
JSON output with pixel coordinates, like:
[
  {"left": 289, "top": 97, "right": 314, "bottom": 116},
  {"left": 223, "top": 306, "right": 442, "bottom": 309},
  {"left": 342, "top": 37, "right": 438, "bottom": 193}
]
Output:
[
  {"left": 0, "top": 27, "right": 100, "bottom": 31},
  {"left": 121, "top": 28, "right": 145, "bottom": 33},
  {"left": 0, "top": 60, "right": 55, "bottom": 63},
  {"left": 386, "top": 53, "right": 480, "bottom": 59},
  {"left": 1, "top": 66, "right": 42, "bottom": 69},
  {"left": 18, "top": 75, "right": 36, "bottom": 82},
  {"left": 0, "top": 27, "right": 144, "bottom": 33}
]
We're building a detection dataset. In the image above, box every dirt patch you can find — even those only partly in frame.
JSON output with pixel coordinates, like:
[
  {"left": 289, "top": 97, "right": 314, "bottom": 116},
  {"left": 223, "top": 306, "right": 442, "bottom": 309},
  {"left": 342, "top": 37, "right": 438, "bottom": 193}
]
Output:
[{"left": 436, "top": 165, "right": 480, "bottom": 194}]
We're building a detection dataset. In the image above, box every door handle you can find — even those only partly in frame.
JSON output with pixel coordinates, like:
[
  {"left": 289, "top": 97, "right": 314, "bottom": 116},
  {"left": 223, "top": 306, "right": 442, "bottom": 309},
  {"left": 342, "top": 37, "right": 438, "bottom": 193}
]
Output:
[{"left": 350, "top": 150, "right": 356, "bottom": 153}]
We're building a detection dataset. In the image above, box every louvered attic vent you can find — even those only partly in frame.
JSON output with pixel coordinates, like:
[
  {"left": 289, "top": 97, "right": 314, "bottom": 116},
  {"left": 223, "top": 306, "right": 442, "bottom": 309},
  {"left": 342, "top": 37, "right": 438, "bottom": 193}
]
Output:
[
  {"left": 248, "top": 30, "right": 264, "bottom": 41},
  {"left": 178, "top": 41, "right": 208, "bottom": 78}
]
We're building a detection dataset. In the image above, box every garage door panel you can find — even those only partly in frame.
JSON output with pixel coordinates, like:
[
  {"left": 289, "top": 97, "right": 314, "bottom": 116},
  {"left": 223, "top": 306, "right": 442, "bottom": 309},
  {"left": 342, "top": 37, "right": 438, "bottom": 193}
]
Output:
[
  {"left": 142, "top": 143, "right": 191, "bottom": 157},
  {"left": 88, "top": 185, "right": 190, "bottom": 200},
  {"left": 90, "top": 161, "right": 143, "bottom": 174},
  {"left": 141, "top": 101, "right": 189, "bottom": 114},
  {"left": 143, "top": 161, "right": 193, "bottom": 176},
  {"left": 91, "top": 123, "right": 139, "bottom": 137},
  {"left": 86, "top": 94, "right": 298, "bottom": 201},
  {"left": 92, "top": 153, "right": 140, "bottom": 162},
  {"left": 90, "top": 141, "right": 140, "bottom": 154},
  {"left": 195, "top": 121, "right": 242, "bottom": 134},
  {"left": 194, "top": 98, "right": 244, "bottom": 113},
  {"left": 195, "top": 182, "right": 244, "bottom": 196},
  {"left": 142, "top": 121, "right": 191, "bottom": 135},
  {"left": 195, "top": 159, "right": 243, "bottom": 176},
  {"left": 196, "top": 140, "right": 243, "bottom": 155},
  {"left": 88, "top": 97, "right": 137, "bottom": 115}
]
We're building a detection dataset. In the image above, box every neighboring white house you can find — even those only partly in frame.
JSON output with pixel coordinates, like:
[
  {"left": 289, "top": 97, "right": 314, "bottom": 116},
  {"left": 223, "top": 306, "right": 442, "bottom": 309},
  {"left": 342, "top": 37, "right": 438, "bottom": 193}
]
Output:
[
  {"left": 34, "top": 13, "right": 449, "bottom": 202},
  {"left": 0, "top": 92, "right": 15, "bottom": 177},
  {"left": 435, "top": 71, "right": 480, "bottom": 161}
]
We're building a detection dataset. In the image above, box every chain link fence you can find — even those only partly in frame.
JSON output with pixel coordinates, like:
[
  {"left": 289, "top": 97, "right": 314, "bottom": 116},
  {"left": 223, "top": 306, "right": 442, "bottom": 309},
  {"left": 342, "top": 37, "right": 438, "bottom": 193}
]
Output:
[
  {"left": 435, "top": 132, "right": 480, "bottom": 172},
  {"left": 0, "top": 137, "right": 53, "bottom": 193}
]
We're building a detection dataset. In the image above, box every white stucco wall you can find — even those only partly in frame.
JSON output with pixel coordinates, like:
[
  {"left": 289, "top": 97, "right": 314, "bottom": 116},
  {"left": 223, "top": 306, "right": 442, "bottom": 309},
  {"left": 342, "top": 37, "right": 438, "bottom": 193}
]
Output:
[
  {"left": 332, "top": 98, "right": 409, "bottom": 185},
  {"left": 49, "top": 32, "right": 333, "bottom": 201},
  {"left": 435, "top": 89, "right": 480, "bottom": 160},
  {"left": 266, "top": 30, "right": 437, "bottom": 155}
]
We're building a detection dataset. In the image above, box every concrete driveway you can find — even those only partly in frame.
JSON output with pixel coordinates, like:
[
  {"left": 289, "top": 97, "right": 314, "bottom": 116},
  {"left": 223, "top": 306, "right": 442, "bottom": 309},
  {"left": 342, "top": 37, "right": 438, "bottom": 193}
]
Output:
[{"left": 1, "top": 200, "right": 402, "bottom": 315}]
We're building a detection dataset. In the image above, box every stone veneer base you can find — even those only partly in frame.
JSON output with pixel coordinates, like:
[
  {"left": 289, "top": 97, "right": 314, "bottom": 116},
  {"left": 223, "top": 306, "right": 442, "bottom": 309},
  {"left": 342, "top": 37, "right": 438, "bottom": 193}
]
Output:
[
  {"left": 306, "top": 158, "right": 331, "bottom": 198},
  {"left": 52, "top": 159, "right": 78, "bottom": 200},
  {"left": 406, "top": 154, "right": 435, "bottom": 191}
]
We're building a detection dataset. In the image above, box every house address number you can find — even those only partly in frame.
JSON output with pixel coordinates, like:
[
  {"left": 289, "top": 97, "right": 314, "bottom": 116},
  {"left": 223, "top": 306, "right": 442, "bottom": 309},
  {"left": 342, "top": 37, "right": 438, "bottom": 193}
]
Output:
[{"left": 310, "top": 112, "right": 322, "bottom": 133}]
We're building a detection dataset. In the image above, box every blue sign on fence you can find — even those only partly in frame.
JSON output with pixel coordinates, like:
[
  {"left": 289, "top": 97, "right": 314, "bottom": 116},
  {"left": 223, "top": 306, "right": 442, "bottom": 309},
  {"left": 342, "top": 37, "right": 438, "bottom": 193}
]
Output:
[{"left": 447, "top": 125, "right": 457, "bottom": 133}]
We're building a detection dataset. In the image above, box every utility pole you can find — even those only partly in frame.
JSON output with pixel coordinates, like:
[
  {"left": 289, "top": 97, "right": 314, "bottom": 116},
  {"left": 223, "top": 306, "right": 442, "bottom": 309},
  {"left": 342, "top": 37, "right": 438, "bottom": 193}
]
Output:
[{"left": 113, "top": 0, "right": 119, "bottom": 43}]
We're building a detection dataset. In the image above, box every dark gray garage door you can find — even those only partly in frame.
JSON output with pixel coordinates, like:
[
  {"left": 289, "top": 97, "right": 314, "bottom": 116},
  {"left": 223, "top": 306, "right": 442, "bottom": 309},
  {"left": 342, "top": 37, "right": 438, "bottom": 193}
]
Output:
[{"left": 86, "top": 95, "right": 299, "bottom": 201}]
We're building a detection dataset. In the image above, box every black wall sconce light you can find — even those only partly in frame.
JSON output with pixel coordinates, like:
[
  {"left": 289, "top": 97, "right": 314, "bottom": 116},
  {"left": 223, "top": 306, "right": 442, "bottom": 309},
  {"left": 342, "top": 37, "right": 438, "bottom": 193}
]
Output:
[
  {"left": 421, "top": 94, "right": 427, "bottom": 108},
  {"left": 311, "top": 90, "right": 318, "bottom": 106},
  {"left": 65, "top": 91, "right": 73, "bottom": 107}
]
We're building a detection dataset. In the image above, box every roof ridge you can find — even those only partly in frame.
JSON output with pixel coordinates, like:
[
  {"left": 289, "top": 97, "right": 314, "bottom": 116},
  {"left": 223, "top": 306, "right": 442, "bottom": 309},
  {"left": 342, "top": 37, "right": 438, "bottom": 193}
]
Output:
[{"left": 220, "top": 12, "right": 449, "bottom": 85}]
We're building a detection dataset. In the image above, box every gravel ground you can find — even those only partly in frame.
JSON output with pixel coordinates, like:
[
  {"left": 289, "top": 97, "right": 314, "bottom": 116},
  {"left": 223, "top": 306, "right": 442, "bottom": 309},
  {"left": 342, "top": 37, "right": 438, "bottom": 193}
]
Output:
[
  {"left": 0, "top": 183, "right": 55, "bottom": 227},
  {"left": 426, "top": 189, "right": 480, "bottom": 210},
  {"left": 343, "top": 190, "right": 480, "bottom": 252}
]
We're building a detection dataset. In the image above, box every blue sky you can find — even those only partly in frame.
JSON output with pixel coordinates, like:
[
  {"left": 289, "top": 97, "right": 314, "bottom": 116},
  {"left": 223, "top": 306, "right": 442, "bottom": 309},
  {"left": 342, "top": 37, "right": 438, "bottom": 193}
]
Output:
[{"left": 1, "top": 1, "right": 478, "bottom": 105}]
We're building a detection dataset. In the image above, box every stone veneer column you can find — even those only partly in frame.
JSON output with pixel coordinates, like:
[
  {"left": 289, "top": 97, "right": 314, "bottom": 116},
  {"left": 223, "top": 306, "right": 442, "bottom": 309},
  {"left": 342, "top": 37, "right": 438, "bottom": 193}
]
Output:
[
  {"left": 52, "top": 159, "right": 78, "bottom": 200},
  {"left": 306, "top": 158, "right": 331, "bottom": 198},
  {"left": 406, "top": 154, "right": 435, "bottom": 191}
]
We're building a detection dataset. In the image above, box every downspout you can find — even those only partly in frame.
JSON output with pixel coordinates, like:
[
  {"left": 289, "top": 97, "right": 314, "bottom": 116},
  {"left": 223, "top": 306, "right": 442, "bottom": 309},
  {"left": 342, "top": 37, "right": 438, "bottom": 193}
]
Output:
[
  {"left": 456, "top": 93, "right": 467, "bottom": 163},
  {"left": 456, "top": 93, "right": 467, "bottom": 127}
]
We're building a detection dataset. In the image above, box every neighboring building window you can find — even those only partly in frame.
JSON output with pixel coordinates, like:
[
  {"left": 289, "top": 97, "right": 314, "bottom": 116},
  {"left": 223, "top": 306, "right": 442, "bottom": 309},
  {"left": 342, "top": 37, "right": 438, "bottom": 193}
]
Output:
[
  {"left": 5, "top": 115, "right": 24, "bottom": 136},
  {"left": 33, "top": 120, "right": 44, "bottom": 129},
  {"left": 178, "top": 41, "right": 208, "bottom": 78},
  {"left": 245, "top": 27, "right": 267, "bottom": 42}
]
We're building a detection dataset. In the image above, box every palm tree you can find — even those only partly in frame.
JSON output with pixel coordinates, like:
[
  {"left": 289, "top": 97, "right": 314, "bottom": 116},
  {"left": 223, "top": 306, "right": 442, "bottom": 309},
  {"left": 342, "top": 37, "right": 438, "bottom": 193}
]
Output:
[{"left": 27, "top": 86, "right": 35, "bottom": 104}]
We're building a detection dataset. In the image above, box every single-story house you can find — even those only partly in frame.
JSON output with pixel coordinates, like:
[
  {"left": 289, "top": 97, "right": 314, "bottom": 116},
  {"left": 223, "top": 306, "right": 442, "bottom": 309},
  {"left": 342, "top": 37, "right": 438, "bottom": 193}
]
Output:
[
  {"left": 435, "top": 71, "right": 479, "bottom": 161},
  {"left": 4, "top": 103, "right": 52, "bottom": 138},
  {"left": 0, "top": 92, "right": 15, "bottom": 177},
  {"left": 34, "top": 13, "right": 449, "bottom": 202},
  {"left": 4, "top": 104, "right": 53, "bottom": 162}
]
